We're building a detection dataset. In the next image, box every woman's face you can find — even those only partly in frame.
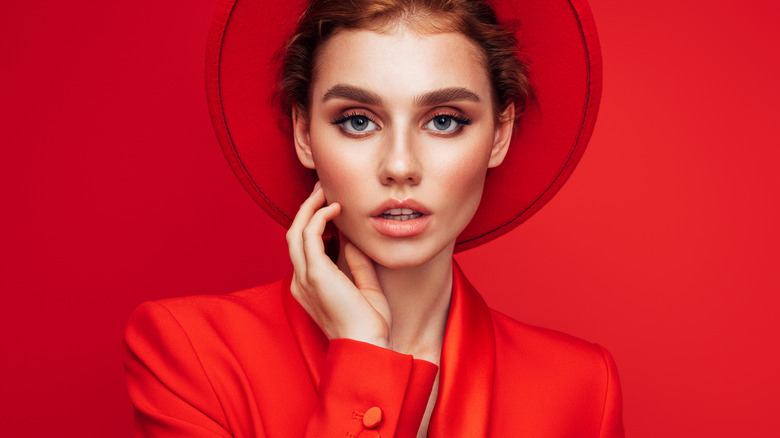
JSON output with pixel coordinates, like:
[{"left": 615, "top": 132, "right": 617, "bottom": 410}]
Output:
[{"left": 293, "top": 25, "right": 513, "bottom": 269}]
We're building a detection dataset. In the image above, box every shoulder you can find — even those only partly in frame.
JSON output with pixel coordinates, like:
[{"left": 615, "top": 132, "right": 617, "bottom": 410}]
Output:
[
  {"left": 490, "top": 309, "right": 618, "bottom": 386},
  {"left": 123, "top": 277, "right": 293, "bottom": 367},
  {"left": 122, "top": 276, "right": 306, "bottom": 408},
  {"left": 122, "top": 277, "right": 320, "bottom": 436},
  {"left": 491, "top": 309, "right": 613, "bottom": 367},
  {"left": 489, "top": 310, "right": 624, "bottom": 437},
  {"left": 126, "top": 278, "right": 285, "bottom": 332}
]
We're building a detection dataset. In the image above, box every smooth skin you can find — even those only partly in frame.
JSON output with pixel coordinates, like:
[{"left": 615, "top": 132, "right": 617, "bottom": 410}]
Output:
[{"left": 287, "top": 24, "right": 514, "bottom": 436}]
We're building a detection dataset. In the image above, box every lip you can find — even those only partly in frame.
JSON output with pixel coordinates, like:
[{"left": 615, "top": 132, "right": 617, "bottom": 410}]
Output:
[
  {"left": 370, "top": 198, "right": 432, "bottom": 217},
  {"left": 370, "top": 198, "right": 432, "bottom": 238}
]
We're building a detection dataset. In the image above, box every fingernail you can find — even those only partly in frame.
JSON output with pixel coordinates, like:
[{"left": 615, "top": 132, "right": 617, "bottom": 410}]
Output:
[{"left": 313, "top": 181, "right": 321, "bottom": 191}]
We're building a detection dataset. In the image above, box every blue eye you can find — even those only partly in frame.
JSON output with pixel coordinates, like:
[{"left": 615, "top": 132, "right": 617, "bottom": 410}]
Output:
[
  {"left": 424, "top": 113, "right": 472, "bottom": 133},
  {"left": 347, "top": 116, "right": 373, "bottom": 132},
  {"left": 331, "top": 113, "right": 379, "bottom": 134}
]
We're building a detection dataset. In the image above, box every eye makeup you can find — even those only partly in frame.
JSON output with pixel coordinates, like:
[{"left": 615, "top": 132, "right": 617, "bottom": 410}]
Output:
[
  {"left": 330, "top": 110, "right": 380, "bottom": 135},
  {"left": 328, "top": 108, "right": 475, "bottom": 136},
  {"left": 423, "top": 110, "right": 473, "bottom": 135},
  {"left": 330, "top": 110, "right": 378, "bottom": 127}
]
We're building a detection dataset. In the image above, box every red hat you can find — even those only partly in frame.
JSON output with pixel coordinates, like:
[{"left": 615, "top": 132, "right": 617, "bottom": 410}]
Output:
[{"left": 206, "top": 0, "right": 602, "bottom": 252}]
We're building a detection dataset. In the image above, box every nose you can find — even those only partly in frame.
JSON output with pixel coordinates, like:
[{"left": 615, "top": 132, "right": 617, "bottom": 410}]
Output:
[{"left": 378, "top": 129, "right": 422, "bottom": 186}]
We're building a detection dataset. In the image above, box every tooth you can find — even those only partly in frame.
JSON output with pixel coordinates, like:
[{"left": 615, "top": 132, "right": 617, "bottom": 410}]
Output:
[
  {"left": 399, "top": 215, "right": 409, "bottom": 220},
  {"left": 389, "top": 208, "right": 401, "bottom": 214},
  {"left": 401, "top": 208, "right": 413, "bottom": 214}
]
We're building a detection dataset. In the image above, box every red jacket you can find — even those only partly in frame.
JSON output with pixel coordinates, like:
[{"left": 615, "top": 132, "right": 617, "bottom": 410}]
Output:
[{"left": 124, "top": 262, "right": 624, "bottom": 437}]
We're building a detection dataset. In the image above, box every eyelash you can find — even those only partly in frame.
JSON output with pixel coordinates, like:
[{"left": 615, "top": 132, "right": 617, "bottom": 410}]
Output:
[
  {"left": 330, "top": 111, "right": 376, "bottom": 127},
  {"left": 329, "top": 110, "right": 473, "bottom": 134},
  {"left": 425, "top": 112, "right": 472, "bottom": 131}
]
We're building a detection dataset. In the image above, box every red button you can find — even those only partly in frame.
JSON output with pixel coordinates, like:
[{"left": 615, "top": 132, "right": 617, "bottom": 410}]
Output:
[
  {"left": 362, "top": 406, "right": 383, "bottom": 429},
  {"left": 358, "top": 430, "right": 380, "bottom": 438}
]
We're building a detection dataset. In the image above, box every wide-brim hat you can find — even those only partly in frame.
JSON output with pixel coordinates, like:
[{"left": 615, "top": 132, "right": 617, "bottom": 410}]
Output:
[{"left": 206, "top": 0, "right": 602, "bottom": 252}]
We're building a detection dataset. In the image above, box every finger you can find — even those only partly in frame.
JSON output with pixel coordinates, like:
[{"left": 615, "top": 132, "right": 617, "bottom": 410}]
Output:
[
  {"left": 287, "top": 183, "right": 325, "bottom": 281},
  {"left": 302, "top": 202, "right": 341, "bottom": 269},
  {"left": 288, "top": 182, "right": 325, "bottom": 240}
]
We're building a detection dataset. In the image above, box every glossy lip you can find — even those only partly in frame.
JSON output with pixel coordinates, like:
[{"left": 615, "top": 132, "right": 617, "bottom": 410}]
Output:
[
  {"left": 370, "top": 198, "right": 432, "bottom": 217},
  {"left": 370, "top": 198, "right": 432, "bottom": 238}
]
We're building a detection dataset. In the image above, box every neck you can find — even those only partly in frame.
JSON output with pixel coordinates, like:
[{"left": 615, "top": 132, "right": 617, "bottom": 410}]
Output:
[{"left": 336, "top": 239, "right": 453, "bottom": 365}]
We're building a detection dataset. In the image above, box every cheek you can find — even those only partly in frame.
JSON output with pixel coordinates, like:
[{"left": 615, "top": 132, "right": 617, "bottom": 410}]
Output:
[
  {"left": 456, "top": 162, "right": 488, "bottom": 206},
  {"left": 309, "top": 127, "right": 348, "bottom": 196},
  {"left": 441, "top": 137, "right": 493, "bottom": 192},
  {"left": 435, "top": 150, "right": 490, "bottom": 217},
  {"left": 310, "top": 144, "right": 369, "bottom": 205}
]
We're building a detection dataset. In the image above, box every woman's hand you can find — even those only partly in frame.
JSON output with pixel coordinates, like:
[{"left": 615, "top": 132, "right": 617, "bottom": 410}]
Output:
[{"left": 287, "top": 182, "right": 392, "bottom": 349}]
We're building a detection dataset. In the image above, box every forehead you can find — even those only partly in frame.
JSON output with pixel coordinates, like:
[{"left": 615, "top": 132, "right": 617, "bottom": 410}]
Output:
[{"left": 311, "top": 27, "right": 491, "bottom": 103}]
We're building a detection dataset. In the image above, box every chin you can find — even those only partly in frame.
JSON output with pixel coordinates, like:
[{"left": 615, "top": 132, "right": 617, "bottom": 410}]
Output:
[
  {"left": 373, "top": 254, "right": 430, "bottom": 270},
  {"left": 360, "top": 238, "right": 454, "bottom": 271}
]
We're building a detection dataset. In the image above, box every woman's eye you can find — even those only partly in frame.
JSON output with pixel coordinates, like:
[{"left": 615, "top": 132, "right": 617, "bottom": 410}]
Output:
[
  {"left": 336, "top": 115, "right": 379, "bottom": 134},
  {"left": 424, "top": 114, "right": 470, "bottom": 133}
]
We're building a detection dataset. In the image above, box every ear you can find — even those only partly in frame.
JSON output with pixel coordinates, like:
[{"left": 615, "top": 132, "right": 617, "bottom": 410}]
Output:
[
  {"left": 488, "top": 103, "right": 515, "bottom": 169},
  {"left": 292, "top": 105, "right": 316, "bottom": 169}
]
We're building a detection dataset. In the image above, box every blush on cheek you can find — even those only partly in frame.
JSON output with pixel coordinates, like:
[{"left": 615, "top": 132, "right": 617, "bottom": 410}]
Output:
[{"left": 449, "top": 154, "right": 490, "bottom": 193}]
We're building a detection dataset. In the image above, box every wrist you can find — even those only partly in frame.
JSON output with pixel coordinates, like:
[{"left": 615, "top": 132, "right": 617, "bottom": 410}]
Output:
[{"left": 338, "top": 333, "right": 391, "bottom": 350}]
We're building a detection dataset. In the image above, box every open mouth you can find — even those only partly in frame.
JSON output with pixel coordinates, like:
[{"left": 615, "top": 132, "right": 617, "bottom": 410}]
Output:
[
  {"left": 379, "top": 208, "right": 423, "bottom": 221},
  {"left": 371, "top": 202, "right": 430, "bottom": 237}
]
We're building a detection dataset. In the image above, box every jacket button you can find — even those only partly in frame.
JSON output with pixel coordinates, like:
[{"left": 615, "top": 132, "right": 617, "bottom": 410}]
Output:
[
  {"left": 362, "top": 406, "right": 382, "bottom": 429},
  {"left": 358, "top": 430, "right": 380, "bottom": 438}
]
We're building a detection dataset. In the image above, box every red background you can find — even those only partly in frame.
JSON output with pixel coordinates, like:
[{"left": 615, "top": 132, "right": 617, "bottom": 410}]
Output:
[{"left": 2, "top": 0, "right": 779, "bottom": 436}]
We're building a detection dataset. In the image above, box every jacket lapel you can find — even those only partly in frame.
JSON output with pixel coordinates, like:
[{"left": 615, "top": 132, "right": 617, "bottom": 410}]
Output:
[{"left": 428, "top": 261, "right": 495, "bottom": 437}]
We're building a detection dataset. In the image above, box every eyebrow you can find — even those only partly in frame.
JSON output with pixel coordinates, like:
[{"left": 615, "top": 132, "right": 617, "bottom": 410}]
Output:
[
  {"left": 414, "top": 87, "right": 480, "bottom": 106},
  {"left": 322, "top": 84, "right": 480, "bottom": 107},
  {"left": 323, "top": 85, "right": 383, "bottom": 105}
]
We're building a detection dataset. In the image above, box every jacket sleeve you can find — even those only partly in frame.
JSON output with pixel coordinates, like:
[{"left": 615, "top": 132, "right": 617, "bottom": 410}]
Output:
[
  {"left": 123, "top": 301, "right": 234, "bottom": 437},
  {"left": 124, "top": 300, "right": 438, "bottom": 437},
  {"left": 597, "top": 344, "right": 625, "bottom": 438},
  {"left": 309, "top": 339, "right": 438, "bottom": 437}
]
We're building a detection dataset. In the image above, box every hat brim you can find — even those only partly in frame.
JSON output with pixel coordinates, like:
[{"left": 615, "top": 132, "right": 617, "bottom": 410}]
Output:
[{"left": 206, "top": 0, "right": 602, "bottom": 252}]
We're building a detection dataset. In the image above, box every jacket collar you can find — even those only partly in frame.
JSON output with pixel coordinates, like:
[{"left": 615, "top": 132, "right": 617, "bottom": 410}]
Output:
[{"left": 282, "top": 260, "right": 496, "bottom": 436}]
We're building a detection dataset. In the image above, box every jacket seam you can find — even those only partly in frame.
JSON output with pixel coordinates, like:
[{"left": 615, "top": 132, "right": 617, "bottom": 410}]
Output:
[
  {"left": 596, "top": 343, "right": 612, "bottom": 438},
  {"left": 154, "top": 301, "right": 234, "bottom": 436}
]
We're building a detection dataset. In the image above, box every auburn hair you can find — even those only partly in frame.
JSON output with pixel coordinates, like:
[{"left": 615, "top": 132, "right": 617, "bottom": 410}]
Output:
[{"left": 277, "top": 0, "right": 533, "bottom": 122}]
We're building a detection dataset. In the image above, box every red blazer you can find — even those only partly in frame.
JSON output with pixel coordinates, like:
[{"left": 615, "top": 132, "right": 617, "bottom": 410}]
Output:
[{"left": 124, "top": 262, "right": 624, "bottom": 437}]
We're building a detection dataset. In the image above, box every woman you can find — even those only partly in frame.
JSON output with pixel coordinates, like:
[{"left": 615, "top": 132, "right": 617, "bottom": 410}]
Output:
[{"left": 124, "top": 0, "right": 624, "bottom": 436}]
